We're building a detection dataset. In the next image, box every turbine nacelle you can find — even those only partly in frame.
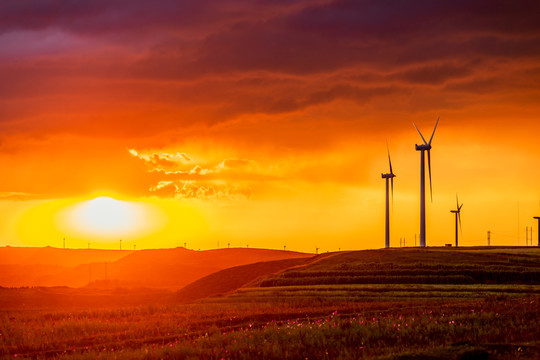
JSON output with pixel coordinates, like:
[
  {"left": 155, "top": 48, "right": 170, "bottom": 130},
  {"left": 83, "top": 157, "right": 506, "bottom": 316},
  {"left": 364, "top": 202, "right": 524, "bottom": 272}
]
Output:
[
  {"left": 382, "top": 142, "right": 396, "bottom": 199},
  {"left": 415, "top": 144, "right": 431, "bottom": 151}
]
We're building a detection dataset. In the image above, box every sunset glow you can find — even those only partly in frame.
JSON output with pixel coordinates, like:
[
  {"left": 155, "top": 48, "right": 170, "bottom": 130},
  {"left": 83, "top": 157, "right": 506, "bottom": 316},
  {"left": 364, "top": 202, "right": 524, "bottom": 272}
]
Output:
[
  {"left": 0, "top": 1, "right": 539, "bottom": 251},
  {"left": 62, "top": 196, "right": 150, "bottom": 237}
]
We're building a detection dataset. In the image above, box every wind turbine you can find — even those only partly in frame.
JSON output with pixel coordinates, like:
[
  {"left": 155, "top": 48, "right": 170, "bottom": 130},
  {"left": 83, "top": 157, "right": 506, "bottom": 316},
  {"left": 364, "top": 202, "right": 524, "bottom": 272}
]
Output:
[
  {"left": 534, "top": 217, "right": 540, "bottom": 247},
  {"left": 450, "top": 195, "right": 463, "bottom": 247},
  {"left": 413, "top": 117, "right": 439, "bottom": 247},
  {"left": 381, "top": 143, "right": 396, "bottom": 248}
]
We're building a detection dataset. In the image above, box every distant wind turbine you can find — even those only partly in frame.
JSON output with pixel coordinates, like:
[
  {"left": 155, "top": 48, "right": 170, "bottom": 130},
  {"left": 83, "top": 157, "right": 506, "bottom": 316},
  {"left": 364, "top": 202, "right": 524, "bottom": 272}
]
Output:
[
  {"left": 413, "top": 117, "right": 439, "bottom": 247},
  {"left": 534, "top": 217, "right": 540, "bottom": 247},
  {"left": 450, "top": 195, "right": 463, "bottom": 247},
  {"left": 381, "top": 143, "right": 396, "bottom": 248}
]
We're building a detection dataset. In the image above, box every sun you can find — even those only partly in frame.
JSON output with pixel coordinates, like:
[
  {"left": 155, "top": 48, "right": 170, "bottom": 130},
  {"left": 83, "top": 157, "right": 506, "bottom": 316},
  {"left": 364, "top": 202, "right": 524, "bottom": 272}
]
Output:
[
  {"left": 75, "top": 196, "right": 138, "bottom": 234},
  {"left": 60, "top": 196, "right": 161, "bottom": 239}
]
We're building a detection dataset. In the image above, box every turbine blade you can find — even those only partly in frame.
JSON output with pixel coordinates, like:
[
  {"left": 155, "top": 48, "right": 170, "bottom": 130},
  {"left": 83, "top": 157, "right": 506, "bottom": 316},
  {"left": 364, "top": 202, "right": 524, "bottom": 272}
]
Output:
[
  {"left": 456, "top": 194, "right": 459, "bottom": 210},
  {"left": 413, "top": 122, "right": 429, "bottom": 145},
  {"left": 459, "top": 203, "right": 463, "bottom": 211},
  {"left": 428, "top": 150, "right": 433, "bottom": 201},
  {"left": 387, "top": 142, "right": 393, "bottom": 174},
  {"left": 428, "top": 117, "right": 440, "bottom": 146}
]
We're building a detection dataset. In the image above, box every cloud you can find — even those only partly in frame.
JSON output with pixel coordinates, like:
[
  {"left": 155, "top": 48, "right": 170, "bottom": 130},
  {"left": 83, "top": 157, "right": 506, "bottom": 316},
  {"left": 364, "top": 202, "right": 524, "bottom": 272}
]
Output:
[
  {"left": 149, "top": 180, "right": 251, "bottom": 201},
  {"left": 1, "top": 0, "right": 539, "bottom": 144},
  {"left": 218, "top": 158, "right": 257, "bottom": 170},
  {"left": 0, "top": 192, "right": 32, "bottom": 201},
  {"left": 130, "top": 149, "right": 268, "bottom": 199},
  {"left": 395, "top": 63, "right": 474, "bottom": 85},
  {"left": 155, "top": 158, "right": 271, "bottom": 180},
  {"left": 128, "top": 149, "right": 192, "bottom": 168},
  {"left": 1, "top": 0, "right": 540, "bottom": 201}
]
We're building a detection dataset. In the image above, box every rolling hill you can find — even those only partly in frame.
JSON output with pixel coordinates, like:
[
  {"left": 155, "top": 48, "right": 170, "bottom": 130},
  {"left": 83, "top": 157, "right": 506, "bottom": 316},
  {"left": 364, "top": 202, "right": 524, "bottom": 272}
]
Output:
[
  {"left": 175, "top": 256, "right": 319, "bottom": 303},
  {"left": 173, "top": 247, "right": 540, "bottom": 304},
  {"left": 0, "top": 246, "right": 130, "bottom": 267},
  {"left": 0, "top": 246, "right": 313, "bottom": 289}
]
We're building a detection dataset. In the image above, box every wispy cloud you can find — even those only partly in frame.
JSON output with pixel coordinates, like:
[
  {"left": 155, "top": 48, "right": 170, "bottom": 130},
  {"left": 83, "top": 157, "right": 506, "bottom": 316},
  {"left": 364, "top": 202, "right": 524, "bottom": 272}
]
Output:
[
  {"left": 0, "top": 192, "right": 32, "bottom": 201},
  {"left": 130, "top": 149, "right": 268, "bottom": 200},
  {"left": 150, "top": 180, "right": 251, "bottom": 201},
  {"left": 128, "top": 149, "right": 192, "bottom": 168}
]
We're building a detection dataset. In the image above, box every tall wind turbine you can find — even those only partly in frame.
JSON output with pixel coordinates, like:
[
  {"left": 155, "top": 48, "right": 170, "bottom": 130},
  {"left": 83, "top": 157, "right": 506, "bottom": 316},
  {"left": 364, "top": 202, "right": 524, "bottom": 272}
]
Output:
[
  {"left": 381, "top": 144, "right": 396, "bottom": 248},
  {"left": 450, "top": 195, "right": 463, "bottom": 247},
  {"left": 413, "top": 117, "right": 439, "bottom": 247}
]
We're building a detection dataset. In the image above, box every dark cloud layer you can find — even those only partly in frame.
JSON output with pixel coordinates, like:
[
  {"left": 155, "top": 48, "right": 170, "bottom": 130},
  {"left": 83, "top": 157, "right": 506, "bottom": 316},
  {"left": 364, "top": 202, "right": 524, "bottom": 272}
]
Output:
[
  {"left": 1, "top": 1, "right": 539, "bottom": 125},
  {"left": 1, "top": 0, "right": 540, "bottom": 197}
]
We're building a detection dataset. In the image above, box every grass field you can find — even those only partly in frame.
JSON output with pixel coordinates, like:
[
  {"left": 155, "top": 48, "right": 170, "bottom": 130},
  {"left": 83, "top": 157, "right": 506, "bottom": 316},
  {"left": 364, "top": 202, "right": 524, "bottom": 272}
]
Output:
[{"left": 1, "top": 247, "right": 539, "bottom": 359}]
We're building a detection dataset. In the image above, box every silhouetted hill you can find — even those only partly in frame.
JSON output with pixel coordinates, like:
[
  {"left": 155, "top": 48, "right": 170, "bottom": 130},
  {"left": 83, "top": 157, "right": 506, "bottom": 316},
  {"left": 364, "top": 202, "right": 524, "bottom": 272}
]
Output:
[
  {"left": 106, "top": 247, "right": 312, "bottom": 289},
  {"left": 0, "top": 246, "right": 129, "bottom": 267},
  {"left": 258, "top": 247, "right": 540, "bottom": 287},
  {"left": 2, "top": 247, "right": 539, "bottom": 309},
  {"left": 0, "top": 246, "right": 312, "bottom": 289},
  {"left": 175, "top": 256, "right": 316, "bottom": 302},
  {"left": 170, "top": 247, "right": 540, "bottom": 304},
  {"left": 0, "top": 246, "right": 131, "bottom": 288}
]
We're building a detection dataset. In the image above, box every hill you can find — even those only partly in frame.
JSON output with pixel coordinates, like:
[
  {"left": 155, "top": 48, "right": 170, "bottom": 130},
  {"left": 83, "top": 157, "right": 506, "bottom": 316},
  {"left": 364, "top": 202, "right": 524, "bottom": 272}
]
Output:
[
  {"left": 98, "top": 247, "right": 313, "bottom": 289},
  {"left": 174, "top": 247, "right": 540, "bottom": 304},
  {"left": 258, "top": 247, "right": 540, "bottom": 287},
  {"left": 0, "top": 246, "right": 313, "bottom": 289},
  {"left": 0, "top": 246, "right": 130, "bottom": 267},
  {"left": 3, "top": 247, "right": 539, "bottom": 360},
  {"left": 0, "top": 246, "right": 131, "bottom": 288},
  {"left": 175, "top": 256, "right": 320, "bottom": 303}
]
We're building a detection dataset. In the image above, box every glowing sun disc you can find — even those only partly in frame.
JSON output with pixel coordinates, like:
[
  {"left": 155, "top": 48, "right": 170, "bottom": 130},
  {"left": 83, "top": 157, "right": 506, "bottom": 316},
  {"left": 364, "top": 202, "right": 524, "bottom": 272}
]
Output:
[
  {"left": 63, "top": 196, "right": 157, "bottom": 238},
  {"left": 79, "top": 197, "right": 136, "bottom": 232}
]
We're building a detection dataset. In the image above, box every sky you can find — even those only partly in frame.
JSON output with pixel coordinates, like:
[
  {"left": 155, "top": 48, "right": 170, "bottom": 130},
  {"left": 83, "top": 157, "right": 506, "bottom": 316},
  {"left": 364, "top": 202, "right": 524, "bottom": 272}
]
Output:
[{"left": 1, "top": 0, "right": 540, "bottom": 252}]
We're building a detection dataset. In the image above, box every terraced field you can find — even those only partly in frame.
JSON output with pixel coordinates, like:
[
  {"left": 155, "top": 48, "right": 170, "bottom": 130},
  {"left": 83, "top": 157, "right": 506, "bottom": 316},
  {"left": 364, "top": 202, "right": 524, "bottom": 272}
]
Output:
[{"left": 1, "top": 247, "right": 539, "bottom": 359}]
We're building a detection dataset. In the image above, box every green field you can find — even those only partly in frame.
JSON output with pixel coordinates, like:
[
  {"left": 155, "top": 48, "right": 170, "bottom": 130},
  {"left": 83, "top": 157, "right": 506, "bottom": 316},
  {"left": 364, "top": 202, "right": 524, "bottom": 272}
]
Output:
[{"left": 1, "top": 247, "right": 540, "bottom": 359}]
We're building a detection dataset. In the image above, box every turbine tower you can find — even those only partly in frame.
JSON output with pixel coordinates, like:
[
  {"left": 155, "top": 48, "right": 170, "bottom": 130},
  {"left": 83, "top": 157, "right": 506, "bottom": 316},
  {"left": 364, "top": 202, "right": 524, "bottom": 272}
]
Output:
[
  {"left": 381, "top": 144, "right": 396, "bottom": 248},
  {"left": 534, "top": 217, "right": 540, "bottom": 247},
  {"left": 450, "top": 195, "right": 463, "bottom": 247},
  {"left": 413, "top": 117, "right": 439, "bottom": 247}
]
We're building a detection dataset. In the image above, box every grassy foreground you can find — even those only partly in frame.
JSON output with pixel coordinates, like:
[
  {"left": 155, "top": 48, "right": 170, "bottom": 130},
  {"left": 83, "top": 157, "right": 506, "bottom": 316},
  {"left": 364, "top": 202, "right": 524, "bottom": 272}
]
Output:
[{"left": 1, "top": 247, "right": 539, "bottom": 359}]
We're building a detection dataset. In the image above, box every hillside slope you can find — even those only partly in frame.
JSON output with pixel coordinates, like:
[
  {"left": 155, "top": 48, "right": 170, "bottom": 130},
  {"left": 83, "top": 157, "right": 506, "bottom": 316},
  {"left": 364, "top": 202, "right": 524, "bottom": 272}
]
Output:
[
  {"left": 0, "top": 246, "right": 130, "bottom": 267},
  {"left": 172, "top": 247, "right": 540, "bottom": 304},
  {"left": 0, "top": 246, "right": 312, "bottom": 289},
  {"left": 0, "top": 246, "right": 131, "bottom": 288},
  {"left": 175, "top": 256, "right": 317, "bottom": 303},
  {"left": 259, "top": 247, "right": 540, "bottom": 286}
]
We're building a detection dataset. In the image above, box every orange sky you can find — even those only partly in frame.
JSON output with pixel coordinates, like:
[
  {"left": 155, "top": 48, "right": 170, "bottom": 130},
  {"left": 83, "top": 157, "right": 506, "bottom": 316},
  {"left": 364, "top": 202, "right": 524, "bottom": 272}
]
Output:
[{"left": 1, "top": 1, "right": 540, "bottom": 251}]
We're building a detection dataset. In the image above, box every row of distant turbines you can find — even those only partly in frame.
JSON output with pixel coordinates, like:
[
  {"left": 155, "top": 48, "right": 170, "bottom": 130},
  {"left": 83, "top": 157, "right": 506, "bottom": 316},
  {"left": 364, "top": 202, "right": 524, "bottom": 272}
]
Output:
[{"left": 382, "top": 118, "right": 464, "bottom": 248}]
